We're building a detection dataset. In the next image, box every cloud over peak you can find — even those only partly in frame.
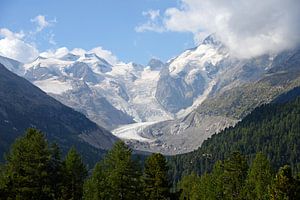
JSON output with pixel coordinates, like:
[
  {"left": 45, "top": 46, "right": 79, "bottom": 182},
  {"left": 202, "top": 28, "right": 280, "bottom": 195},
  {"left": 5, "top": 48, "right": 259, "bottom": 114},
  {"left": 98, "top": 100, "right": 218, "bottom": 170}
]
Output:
[
  {"left": 138, "top": 0, "right": 300, "bottom": 58},
  {"left": 0, "top": 28, "right": 39, "bottom": 63}
]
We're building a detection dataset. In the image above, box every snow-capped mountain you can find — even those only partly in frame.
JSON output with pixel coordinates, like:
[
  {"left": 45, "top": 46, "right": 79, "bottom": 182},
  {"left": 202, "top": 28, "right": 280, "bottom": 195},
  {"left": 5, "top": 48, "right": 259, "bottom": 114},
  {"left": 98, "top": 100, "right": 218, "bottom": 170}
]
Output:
[
  {"left": 1, "top": 34, "right": 300, "bottom": 155},
  {"left": 0, "top": 48, "right": 172, "bottom": 130},
  {"left": 111, "top": 35, "right": 300, "bottom": 154}
]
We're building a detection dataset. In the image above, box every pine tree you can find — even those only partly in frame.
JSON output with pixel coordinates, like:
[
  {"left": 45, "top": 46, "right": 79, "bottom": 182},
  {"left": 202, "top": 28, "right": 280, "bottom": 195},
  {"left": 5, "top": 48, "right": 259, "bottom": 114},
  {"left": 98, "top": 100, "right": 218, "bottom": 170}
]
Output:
[
  {"left": 83, "top": 163, "right": 108, "bottom": 200},
  {"left": 244, "top": 152, "right": 272, "bottom": 200},
  {"left": 177, "top": 172, "right": 199, "bottom": 200},
  {"left": 48, "top": 143, "right": 64, "bottom": 199},
  {"left": 62, "top": 147, "right": 87, "bottom": 200},
  {"left": 102, "top": 141, "right": 143, "bottom": 200},
  {"left": 223, "top": 152, "right": 248, "bottom": 200},
  {"left": 208, "top": 161, "right": 225, "bottom": 200},
  {"left": 190, "top": 173, "right": 211, "bottom": 200},
  {"left": 269, "top": 165, "right": 299, "bottom": 200},
  {"left": 0, "top": 164, "right": 9, "bottom": 199},
  {"left": 143, "top": 153, "right": 170, "bottom": 200},
  {"left": 4, "top": 128, "right": 53, "bottom": 199}
]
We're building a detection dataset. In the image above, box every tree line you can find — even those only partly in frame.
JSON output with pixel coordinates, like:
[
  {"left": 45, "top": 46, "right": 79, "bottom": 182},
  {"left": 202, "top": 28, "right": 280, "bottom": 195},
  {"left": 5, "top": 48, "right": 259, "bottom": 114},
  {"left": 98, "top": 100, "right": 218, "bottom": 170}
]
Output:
[
  {"left": 177, "top": 152, "right": 300, "bottom": 200},
  {"left": 169, "top": 96, "right": 300, "bottom": 182},
  {"left": 1, "top": 128, "right": 300, "bottom": 199},
  {"left": 0, "top": 128, "right": 171, "bottom": 200}
]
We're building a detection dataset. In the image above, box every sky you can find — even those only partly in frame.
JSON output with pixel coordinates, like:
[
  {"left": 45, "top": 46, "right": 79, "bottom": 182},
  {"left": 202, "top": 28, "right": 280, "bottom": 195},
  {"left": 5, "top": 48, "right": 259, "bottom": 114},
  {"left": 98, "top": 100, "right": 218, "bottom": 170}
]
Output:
[
  {"left": 0, "top": 0, "right": 195, "bottom": 64},
  {"left": 0, "top": 0, "right": 299, "bottom": 65}
]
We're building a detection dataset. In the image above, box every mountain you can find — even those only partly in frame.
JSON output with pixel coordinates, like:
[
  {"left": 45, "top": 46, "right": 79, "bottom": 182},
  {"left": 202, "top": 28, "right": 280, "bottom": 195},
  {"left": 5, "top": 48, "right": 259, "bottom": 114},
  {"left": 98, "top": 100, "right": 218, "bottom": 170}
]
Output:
[
  {"left": 0, "top": 63, "right": 117, "bottom": 163},
  {"left": 1, "top": 51, "right": 171, "bottom": 131},
  {"left": 1, "top": 34, "right": 300, "bottom": 155},
  {"left": 169, "top": 86, "right": 300, "bottom": 181},
  {"left": 114, "top": 36, "right": 300, "bottom": 154}
]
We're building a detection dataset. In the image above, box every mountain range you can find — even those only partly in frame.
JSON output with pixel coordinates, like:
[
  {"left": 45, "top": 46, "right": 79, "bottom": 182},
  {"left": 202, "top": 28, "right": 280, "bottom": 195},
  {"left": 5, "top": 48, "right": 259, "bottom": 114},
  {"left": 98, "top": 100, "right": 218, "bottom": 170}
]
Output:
[
  {"left": 0, "top": 62, "right": 117, "bottom": 163},
  {"left": 1, "top": 34, "right": 300, "bottom": 155}
]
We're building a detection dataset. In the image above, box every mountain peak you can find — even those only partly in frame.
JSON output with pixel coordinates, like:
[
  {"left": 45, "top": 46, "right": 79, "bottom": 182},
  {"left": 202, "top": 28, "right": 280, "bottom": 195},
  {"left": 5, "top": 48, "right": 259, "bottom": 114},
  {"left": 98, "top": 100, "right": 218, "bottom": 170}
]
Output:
[
  {"left": 147, "top": 58, "right": 165, "bottom": 70},
  {"left": 59, "top": 53, "right": 80, "bottom": 61},
  {"left": 202, "top": 34, "right": 222, "bottom": 46}
]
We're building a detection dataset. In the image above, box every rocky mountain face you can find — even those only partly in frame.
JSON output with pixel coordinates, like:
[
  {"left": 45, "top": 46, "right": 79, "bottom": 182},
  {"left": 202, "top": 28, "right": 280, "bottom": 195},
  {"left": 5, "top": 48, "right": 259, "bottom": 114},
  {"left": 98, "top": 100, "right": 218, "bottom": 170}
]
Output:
[
  {"left": 0, "top": 63, "right": 117, "bottom": 162},
  {"left": 113, "top": 36, "right": 300, "bottom": 155},
  {"left": 1, "top": 34, "right": 300, "bottom": 155}
]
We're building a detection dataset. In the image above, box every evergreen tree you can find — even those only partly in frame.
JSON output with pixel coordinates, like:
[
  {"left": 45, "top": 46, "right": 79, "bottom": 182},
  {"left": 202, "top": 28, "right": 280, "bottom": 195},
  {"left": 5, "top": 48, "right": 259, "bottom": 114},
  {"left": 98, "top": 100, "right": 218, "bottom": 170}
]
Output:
[
  {"left": 62, "top": 147, "right": 87, "bottom": 200},
  {"left": 143, "top": 153, "right": 170, "bottom": 200},
  {"left": 4, "top": 128, "right": 53, "bottom": 200},
  {"left": 190, "top": 172, "right": 211, "bottom": 200},
  {"left": 269, "top": 165, "right": 299, "bottom": 200},
  {"left": 244, "top": 152, "right": 272, "bottom": 200},
  {"left": 83, "top": 163, "right": 108, "bottom": 200},
  {"left": 48, "top": 143, "right": 64, "bottom": 199},
  {"left": 177, "top": 172, "right": 199, "bottom": 200},
  {"left": 102, "top": 141, "right": 143, "bottom": 200},
  {"left": 0, "top": 164, "right": 9, "bottom": 199},
  {"left": 223, "top": 152, "right": 248, "bottom": 200},
  {"left": 208, "top": 161, "right": 225, "bottom": 200}
]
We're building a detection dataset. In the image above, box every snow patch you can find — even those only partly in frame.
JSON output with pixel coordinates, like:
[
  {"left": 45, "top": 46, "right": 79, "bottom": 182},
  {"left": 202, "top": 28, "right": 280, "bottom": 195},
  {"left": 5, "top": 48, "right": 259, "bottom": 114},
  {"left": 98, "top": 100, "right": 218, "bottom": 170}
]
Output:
[{"left": 34, "top": 78, "right": 72, "bottom": 94}]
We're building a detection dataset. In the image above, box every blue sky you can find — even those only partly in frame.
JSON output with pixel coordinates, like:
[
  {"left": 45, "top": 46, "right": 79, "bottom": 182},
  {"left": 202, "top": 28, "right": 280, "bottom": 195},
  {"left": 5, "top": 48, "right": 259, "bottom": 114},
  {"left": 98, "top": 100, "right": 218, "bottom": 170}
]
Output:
[
  {"left": 0, "top": 0, "right": 299, "bottom": 64},
  {"left": 0, "top": 0, "right": 195, "bottom": 64}
]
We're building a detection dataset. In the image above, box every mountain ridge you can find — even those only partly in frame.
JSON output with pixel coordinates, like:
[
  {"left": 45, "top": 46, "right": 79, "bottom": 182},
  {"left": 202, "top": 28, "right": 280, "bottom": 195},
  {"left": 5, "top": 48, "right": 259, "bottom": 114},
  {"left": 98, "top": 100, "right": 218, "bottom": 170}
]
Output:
[
  {"left": 0, "top": 63, "right": 117, "bottom": 163},
  {"left": 1, "top": 35, "right": 300, "bottom": 155}
]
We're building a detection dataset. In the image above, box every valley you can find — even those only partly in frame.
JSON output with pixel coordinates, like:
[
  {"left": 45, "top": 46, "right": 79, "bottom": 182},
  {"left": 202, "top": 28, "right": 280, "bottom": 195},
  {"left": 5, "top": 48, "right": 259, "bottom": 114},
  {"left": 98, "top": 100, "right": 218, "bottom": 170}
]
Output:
[{"left": 1, "top": 35, "right": 300, "bottom": 155}]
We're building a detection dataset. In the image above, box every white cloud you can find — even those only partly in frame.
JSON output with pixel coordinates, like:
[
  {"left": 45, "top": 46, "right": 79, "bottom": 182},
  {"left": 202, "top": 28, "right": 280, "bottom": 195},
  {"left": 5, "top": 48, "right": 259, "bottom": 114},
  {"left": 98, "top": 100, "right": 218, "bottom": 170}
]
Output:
[
  {"left": 143, "top": 9, "right": 160, "bottom": 20},
  {"left": 48, "top": 33, "right": 56, "bottom": 45},
  {"left": 0, "top": 28, "right": 39, "bottom": 63},
  {"left": 0, "top": 28, "right": 25, "bottom": 39},
  {"left": 90, "top": 47, "right": 119, "bottom": 65},
  {"left": 71, "top": 48, "right": 86, "bottom": 56},
  {"left": 135, "top": 9, "right": 165, "bottom": 33},
  {"left": 31, "top": 15, "right": 56, "bottom": 32},
  {"left": 139, "top": 0, "right": 300, "bottom": 58}
]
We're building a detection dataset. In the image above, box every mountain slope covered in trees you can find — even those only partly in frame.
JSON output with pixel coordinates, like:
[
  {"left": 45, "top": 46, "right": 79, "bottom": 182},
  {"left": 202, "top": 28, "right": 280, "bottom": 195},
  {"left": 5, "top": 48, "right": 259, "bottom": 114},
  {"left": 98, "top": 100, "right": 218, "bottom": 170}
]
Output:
[{"left": 169, "top": 87, "right": 300, "bottom": 181}]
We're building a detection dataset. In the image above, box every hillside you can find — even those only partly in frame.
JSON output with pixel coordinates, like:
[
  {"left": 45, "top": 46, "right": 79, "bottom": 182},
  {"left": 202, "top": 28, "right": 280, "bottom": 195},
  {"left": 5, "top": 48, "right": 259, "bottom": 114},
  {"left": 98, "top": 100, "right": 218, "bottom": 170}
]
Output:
[
  {"left": 0, "top": 63, "right": 117, "bottom": 163},
  {"left": 169, "top": 87, "right": 300, "bottom": 181},
  {"left": 1, "top": 37, "right": 300, "bottom": 155}
]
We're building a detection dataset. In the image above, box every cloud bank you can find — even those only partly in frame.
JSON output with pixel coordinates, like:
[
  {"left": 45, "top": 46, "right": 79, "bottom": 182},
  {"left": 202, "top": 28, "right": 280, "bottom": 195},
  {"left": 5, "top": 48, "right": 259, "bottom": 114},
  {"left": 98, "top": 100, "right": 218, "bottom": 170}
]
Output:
[
  {"left": 0, "top": 14, "right": 58, "bottom": 63},
  {"left": 138, "top": 0, "right": 300, "bottom": 58},
  {"left": 0, "top": 28, "right": 39, "bottom": 63}
]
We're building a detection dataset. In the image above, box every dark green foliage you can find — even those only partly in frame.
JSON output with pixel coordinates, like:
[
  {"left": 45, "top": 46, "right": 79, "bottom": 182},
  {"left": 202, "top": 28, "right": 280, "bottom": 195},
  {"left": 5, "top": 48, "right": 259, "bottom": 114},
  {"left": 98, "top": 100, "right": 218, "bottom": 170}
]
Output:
[
  {"left": 84, "top": 141, "right": 143, "bottom": 200},
  {"left": 143, "top": 153, "right": 170, "bottom": 200},
  {"left": 269, "top": 165, "right": 300, "bottom": 200},
  {"left": 1, "top": 129, "right": 300, "bottom": 200},
  {"left": 0, "top": 63, "right": 109, "bottom": 165},
  {"left": 0, "top": 128, "right": 91, "bottom": 200},
  {"left": 83, "top": 163, "right": 108, "bottom": 200},
  {"left": 48, "top": 143, "right": 64, "bottom": 200},
  {"left": 177, "top": 152, "right": 300, "bottom": 200},
  {"left": 5, "top": 128, "right": 53, "bottom": 199},
  {"left": 243, "top": 152, "right": 273, "bottom": 200},
  {"left": 178, "top": 152, "right": 248, "bottom": 200},
  {"left": 104, "top": 141, "right": 143, "bottom": 200},
  {"left": 169, "top": 96, "right": 300, "bottom": 181},
  {"left": 0, "top": 164, "right": 9, "bottom": 199},
  {"left": 209, "top": 161, "right": 225, "bottom": 200},
  {"left": 177, "top": 172, "right": 199, "bottom": 200},
  {"left": 62, "top": 147, "right": 88, "bottom": 200},
  {"left": 222, "top": 152, "right": 248, "bottom": 199}
]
